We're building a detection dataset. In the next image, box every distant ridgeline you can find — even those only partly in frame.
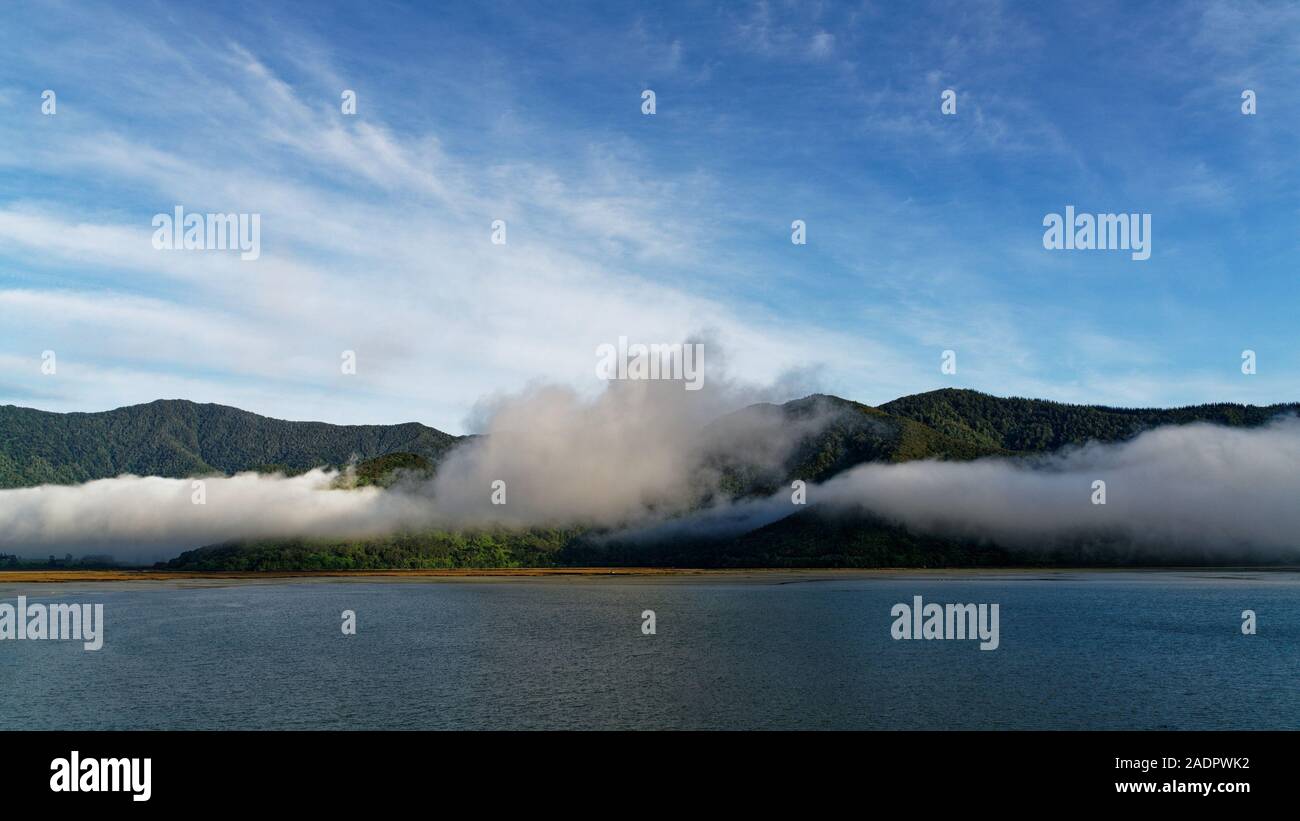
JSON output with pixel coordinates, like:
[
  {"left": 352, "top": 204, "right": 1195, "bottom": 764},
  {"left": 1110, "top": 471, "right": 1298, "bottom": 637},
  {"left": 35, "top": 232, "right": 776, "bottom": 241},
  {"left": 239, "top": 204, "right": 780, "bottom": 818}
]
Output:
[
  {"left": 4, "top": 391, "right": 1296, "bottom": 569},
  {"left": 0, "top": 399, "right": 458, "bottom": 488}
]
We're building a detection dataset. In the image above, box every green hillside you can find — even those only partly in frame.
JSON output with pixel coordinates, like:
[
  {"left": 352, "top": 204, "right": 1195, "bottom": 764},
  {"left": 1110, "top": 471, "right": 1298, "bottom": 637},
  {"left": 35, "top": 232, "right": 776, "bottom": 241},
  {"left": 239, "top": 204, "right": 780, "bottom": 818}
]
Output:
[
  {"left": 6, "top": 389, "right": 1297, "bottom": 569},
  {"left": 880, "top": 388, "right": 1299, "bottom": 453},
  {"left": 0, "top": 399, "right": 459, "bottom": 489},
  {"left": 161, "top": 527, "right": 580, "bottom": 571},
  {"left": 343, "top": 452, "right": 435, "bottom": 488},
  {"left": 703, "top": 394, "right": 1005, "bottom": 500}
]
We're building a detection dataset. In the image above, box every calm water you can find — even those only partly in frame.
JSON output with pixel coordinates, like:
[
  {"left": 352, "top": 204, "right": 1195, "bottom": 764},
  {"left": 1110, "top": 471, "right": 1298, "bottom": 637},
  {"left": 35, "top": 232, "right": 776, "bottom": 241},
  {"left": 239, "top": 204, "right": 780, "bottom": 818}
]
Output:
[{"left": 1, "top": 571, "right": 1296, "bottom": 730}]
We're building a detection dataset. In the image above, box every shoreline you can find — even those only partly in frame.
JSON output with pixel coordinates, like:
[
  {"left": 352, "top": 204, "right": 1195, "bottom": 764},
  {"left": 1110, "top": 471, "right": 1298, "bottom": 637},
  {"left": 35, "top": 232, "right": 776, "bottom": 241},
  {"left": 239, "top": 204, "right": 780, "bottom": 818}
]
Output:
[{"left": 1, "top": 566, "right": 1297, "bottom": 583}]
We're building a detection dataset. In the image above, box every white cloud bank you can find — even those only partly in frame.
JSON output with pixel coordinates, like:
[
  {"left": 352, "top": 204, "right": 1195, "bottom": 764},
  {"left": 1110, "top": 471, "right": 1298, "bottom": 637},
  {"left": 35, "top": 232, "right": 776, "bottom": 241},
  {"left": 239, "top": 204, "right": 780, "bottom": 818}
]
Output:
[
  {"left": 2, "top": 388, "right": 1298, "bottom": 563},
  {"left": 815, "top": 415, "right": 1300, "bottom": 559}
]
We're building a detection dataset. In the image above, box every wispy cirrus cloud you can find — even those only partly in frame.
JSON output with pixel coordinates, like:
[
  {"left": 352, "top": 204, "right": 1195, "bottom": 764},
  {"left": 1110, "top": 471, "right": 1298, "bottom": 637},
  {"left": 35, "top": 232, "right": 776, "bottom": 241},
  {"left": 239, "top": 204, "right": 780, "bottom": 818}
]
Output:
[{"left": 1, "top": 0, "right": 1298, "bottom": 430}]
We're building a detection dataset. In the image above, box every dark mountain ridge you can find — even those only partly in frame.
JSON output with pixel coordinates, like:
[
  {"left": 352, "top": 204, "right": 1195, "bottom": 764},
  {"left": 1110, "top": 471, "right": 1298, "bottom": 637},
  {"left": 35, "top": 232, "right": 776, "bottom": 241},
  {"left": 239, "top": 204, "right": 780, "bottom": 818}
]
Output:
[
  {"left": 5, "top": 388, "right": 1295, "bottom": 491},
  {"left": 880, "top": 388, "right": 1298, "bottom": 453},
  {"left": 6, "top": 389, "right": 1297, "bottom": 569},
  {"left": 0, "top": 398, "right": 459, "bottom": 489}
]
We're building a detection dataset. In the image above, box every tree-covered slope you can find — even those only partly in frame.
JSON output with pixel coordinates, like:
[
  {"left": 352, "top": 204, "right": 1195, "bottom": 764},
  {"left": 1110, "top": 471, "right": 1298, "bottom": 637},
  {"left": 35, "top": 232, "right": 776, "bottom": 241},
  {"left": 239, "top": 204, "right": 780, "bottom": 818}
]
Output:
[
  {"left": 685, "top": 508, "right": 1015, "bottom": 568},
  {"left": 0, "top": 399, "right": 459, "bottom": 488},
  {"left": 161, "top": 527, "right": 581, "bottom": 571},
  {"left": 703, "top": 394, "right": 1006, "bottom": 499},
  {"left": 880, "top": 388, "right": 1299, "bottom": 453},
  {"left": 10, "top": 389, "right": 1300, "bottom": 570}
]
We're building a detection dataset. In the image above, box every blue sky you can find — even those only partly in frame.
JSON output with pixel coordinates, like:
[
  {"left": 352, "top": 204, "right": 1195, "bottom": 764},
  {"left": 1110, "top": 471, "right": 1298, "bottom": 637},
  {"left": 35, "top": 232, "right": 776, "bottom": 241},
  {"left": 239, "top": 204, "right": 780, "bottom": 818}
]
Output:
[{"left": 1, "top": 0, "right": 1298, "bottom": 432}]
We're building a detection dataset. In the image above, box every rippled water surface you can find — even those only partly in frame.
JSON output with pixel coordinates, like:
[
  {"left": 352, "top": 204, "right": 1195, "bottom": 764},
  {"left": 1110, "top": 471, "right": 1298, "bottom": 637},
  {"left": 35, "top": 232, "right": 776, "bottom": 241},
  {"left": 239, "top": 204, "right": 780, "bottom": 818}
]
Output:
[{"left": 2, "top": 571, "right": 1296, "bottom": 729}]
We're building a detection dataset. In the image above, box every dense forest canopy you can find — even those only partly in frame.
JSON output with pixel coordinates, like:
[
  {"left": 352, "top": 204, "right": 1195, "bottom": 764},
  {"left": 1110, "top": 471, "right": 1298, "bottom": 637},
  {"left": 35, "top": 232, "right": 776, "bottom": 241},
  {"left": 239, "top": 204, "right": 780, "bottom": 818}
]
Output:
[
  {"left": 0, "top": 399, "right": 457, "bottom": 489},
  {"left": 6, "top": 389, "right": 1297, "bottom": 569}
]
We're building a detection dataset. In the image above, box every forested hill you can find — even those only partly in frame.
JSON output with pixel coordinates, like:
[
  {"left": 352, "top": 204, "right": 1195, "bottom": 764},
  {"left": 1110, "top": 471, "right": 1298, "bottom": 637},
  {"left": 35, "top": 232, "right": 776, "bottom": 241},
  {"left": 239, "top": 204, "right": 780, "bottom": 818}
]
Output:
[
  {"left": 0, "top": 399, "right": 460, "bottom": 488},
  {"left": 880, "top": 388, "right": 1300, "bottom": 453},
  {"left": 3, "top": 389, "right": 1295, "bottom": 492},
  {"left": 153, "top": 389, "right": 1300, "bottom": 571}
]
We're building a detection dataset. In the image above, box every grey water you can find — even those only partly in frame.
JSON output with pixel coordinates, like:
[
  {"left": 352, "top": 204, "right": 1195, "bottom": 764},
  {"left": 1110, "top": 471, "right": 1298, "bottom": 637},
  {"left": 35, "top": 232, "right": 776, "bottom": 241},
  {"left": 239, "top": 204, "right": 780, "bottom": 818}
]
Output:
[{"left": 1, "top": 571, "right": 1296, "bottom": 730}]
